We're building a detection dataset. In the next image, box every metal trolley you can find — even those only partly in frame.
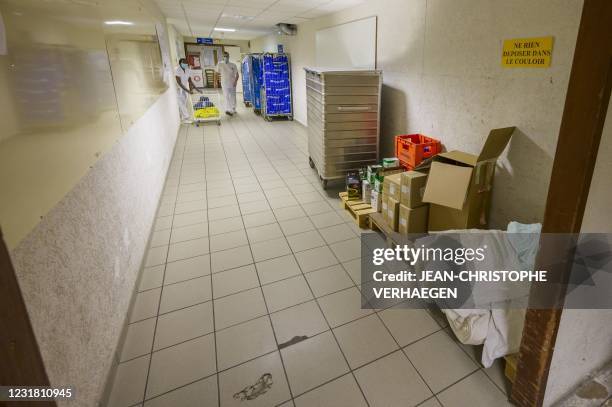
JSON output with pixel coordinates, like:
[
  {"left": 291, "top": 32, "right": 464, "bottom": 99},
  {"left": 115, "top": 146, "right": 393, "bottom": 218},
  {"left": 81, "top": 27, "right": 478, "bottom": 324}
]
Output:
[
  {"left": 261, "top": 53, "right": 293, "bottom": 121},
  {"left": 305, "top": 68, "right": 382, "bottom": 189},
  {"left": 191, "top": 90, "right": 221, "bottom": 126},
  {"left": 241, "top": 56, "right": 252, "bottom": 107}
]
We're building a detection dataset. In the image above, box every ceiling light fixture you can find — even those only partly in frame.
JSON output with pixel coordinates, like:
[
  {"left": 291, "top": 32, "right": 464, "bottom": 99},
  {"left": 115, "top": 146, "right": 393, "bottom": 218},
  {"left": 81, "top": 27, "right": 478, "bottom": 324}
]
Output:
[
  {"left": 104, "top": 20, "right": 134, "bottom": 26},
  {"left": 214, "top": 27, "right": 236, "bottom": 32}
]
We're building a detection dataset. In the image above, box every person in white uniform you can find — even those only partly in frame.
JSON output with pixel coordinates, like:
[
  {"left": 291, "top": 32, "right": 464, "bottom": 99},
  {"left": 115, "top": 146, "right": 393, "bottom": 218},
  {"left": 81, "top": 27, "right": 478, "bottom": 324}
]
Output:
[
  {"left": 175, "top": 58, "right": 200, "bottom": 122},
  {"left": 216, "top": 52, "right": 239, "bottom": 116}
]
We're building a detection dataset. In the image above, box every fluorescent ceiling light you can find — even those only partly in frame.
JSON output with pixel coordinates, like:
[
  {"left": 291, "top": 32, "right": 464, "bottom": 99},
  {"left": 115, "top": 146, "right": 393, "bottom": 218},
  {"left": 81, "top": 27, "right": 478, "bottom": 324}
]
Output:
[
  {"left": 214, "top": 27, "right": 236, "bottom": 32},
  {"left": 105, "top": 20, "right": 134, "bottom": 26}
]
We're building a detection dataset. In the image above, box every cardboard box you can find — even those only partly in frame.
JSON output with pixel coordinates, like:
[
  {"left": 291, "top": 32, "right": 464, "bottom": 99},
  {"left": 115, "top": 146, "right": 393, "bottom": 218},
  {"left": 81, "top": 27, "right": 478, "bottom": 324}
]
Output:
[
  {"left": 383, "top": 173, "right": 402, "bottom": 202},
  {"left": 398, "top": 204, "right": 429, "bottom": 234},
  {"left": 386, "top": 196, "right": 400, "bottom": 231},
  {"left": 422, "top": 127, "right": 515, "bottom": 231},
  {"left": 381, "top": 194, "right": 389, "bottom": 222},
  {"left": 371, "top": 190, "right": 382, "bottom": 212},
  {"left": 400, "top": 171, "right": 427, "bottom": 208}
]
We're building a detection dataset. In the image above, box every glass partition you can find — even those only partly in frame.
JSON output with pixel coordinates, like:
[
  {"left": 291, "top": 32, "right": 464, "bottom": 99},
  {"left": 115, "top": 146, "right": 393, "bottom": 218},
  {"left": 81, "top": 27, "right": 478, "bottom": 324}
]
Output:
[{"left": 0, "top": 0, "right": 169, "bottom": 249}]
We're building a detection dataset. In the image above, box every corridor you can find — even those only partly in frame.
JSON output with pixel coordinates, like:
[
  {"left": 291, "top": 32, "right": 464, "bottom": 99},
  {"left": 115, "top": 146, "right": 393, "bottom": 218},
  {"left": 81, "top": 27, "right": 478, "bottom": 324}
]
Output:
[{"left": 107, "top": 108, "right": 509, "bottom": 407}]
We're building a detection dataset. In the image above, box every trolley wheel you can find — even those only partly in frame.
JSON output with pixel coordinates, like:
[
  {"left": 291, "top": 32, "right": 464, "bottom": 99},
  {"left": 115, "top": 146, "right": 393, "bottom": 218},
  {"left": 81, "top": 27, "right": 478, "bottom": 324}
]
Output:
[
  {"left": 288, "top": 116, "right": 294, "bottom": 121},
  {"left": 217, "top": 121, "right": 221, "bottom": 126},
  {"left": 321, "top": 179, "right": 328, "bottom": 190},
  {"left": 195, "top": 123, "right": 199, "bottom": 127},
  {"left": 308, "top": 157, "right": 315, "bottom": 169}
]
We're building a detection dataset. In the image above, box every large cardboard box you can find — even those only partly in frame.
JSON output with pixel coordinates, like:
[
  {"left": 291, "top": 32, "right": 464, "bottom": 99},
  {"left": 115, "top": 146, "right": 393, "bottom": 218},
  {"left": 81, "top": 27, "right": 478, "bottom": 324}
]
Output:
[
  {"left": 422, "top": 127, "right": 515, "bottom": 231},
  {"left": 371, "top": 190, "right": 382, "bottom": 212},
  {"left": 400, "top": 171, "right": 427, "bottom": 208},
  {"left": 398, "top": 204, "right": 429, "bottom": 234},
  {"left": 387, "top": 196, "right": 400, "bottom": 231},
  {"left": 383, "top": 173, "right": 402, "bottom": 202}
]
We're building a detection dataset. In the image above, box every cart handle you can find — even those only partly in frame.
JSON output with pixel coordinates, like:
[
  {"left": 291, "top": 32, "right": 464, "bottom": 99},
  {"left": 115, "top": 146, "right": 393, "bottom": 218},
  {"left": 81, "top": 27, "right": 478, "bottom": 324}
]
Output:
[{"left": 337, "top": 106, "right": 372, "bottom": 111}]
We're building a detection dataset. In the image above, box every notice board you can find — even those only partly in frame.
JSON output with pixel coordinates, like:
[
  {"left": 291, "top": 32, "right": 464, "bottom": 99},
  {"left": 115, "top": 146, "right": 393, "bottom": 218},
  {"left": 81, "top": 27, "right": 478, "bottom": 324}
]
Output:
[{"left": 502, "top": 36, "right": 554, "bottom": 67}]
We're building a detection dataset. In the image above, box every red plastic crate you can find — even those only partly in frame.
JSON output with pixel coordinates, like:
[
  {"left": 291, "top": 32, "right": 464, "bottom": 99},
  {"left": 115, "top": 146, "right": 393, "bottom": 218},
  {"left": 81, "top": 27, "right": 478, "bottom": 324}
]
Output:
[{"left": 395, "top": 134, "right": 441, "bottom": 170}]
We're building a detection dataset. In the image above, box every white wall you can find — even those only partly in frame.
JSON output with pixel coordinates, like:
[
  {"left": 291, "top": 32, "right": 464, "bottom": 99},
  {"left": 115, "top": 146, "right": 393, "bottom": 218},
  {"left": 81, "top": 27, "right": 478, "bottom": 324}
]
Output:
[
  {"left": 10, "top": 88, "right": 180, "bottom": 407},
  {"left": 251, "top": 0, "right": 584, "bottom": 228},
  {"left": 544, "top": 102, "right": 612, "bottom": 406}
]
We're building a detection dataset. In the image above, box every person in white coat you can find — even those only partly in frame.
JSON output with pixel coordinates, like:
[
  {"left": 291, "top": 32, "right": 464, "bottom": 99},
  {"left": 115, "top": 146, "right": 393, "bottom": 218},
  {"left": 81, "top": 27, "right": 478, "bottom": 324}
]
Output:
[
  {"left": 216, "top": 52, "right": 239, "bottom": 116},
  {"left": 175, "top": 58, "right": 200, "bottom": 122}
]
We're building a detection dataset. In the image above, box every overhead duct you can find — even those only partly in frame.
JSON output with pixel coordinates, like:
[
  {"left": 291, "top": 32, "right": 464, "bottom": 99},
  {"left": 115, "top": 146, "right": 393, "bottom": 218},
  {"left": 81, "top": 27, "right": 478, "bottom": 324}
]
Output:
[{"left": 275, "top": 23, "right": 297, "bottom": 36}]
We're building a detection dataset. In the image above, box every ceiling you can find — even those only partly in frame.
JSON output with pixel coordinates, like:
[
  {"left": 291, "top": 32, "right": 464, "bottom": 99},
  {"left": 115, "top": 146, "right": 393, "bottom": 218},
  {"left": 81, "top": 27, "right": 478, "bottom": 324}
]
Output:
[{"left": 154, "top": 0, "right": 365, "bottom": 40}]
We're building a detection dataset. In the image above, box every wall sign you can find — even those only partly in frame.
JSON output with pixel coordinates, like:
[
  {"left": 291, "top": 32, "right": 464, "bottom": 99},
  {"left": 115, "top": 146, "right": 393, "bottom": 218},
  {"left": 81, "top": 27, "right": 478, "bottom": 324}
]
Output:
[
  {"left": 197, "top": 37, "right": 214, "bottom": 45},
  {"left": 502, "top": 36, "right": 553, "bottom": 68}
]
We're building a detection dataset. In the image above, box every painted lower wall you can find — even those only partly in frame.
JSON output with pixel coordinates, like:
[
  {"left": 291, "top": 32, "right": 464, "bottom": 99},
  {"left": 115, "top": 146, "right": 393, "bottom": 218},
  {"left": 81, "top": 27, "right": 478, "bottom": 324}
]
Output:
[
  {"left": 9, "top": 87, "right": 180, "bottom": 407},
  {"left": 543, "top": 102, "right": 612, "bottom": 405},
  {"left": 251, "top": 0, "right": 584, "bottom": 228}
]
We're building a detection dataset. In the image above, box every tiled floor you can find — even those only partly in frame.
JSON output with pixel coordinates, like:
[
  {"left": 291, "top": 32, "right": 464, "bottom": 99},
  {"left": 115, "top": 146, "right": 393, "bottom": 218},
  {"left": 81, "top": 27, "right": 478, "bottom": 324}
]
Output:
[{"left": 107, "top": 104, "right": 512, "bottom": 407}]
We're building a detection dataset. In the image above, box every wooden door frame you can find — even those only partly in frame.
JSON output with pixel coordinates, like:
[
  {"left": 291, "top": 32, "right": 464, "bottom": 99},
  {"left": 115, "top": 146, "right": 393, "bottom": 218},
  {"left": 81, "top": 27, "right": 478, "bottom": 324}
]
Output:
[
  {"left": 0, "top": 228, "right": 56, "bottom": 406},
  {"left": 510, "top": 0, "right": 612, "bottom": 405}
]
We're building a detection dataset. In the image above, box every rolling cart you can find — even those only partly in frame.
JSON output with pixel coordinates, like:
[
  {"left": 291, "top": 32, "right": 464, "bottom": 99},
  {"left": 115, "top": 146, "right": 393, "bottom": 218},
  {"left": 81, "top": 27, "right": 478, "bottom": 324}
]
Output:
[
  {"left": 191, "top": 90, "right": 221, "bottom": 126},
  {"left": 305, "top": 68, "right": 382, "bottom": 189},
  {"left": 261, "top": 53, "right": 293, "bottom": 121}
]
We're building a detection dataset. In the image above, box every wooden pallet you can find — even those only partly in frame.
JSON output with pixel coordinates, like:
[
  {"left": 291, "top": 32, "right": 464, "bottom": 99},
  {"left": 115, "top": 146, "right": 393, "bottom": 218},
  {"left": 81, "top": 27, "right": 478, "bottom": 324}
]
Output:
[
  {"left": 339, "top": 192, "right": 375, "bottom": 228},
  {"left": 368, "top": 212, "right": 410, "bottom": 246},
  {"left": 504, "top": 354, "right": 518, "bottom": 383}
]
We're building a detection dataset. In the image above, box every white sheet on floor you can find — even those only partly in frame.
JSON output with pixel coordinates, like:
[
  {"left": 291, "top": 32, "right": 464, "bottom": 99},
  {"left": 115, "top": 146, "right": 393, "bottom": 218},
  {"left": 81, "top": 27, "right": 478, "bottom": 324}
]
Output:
[{"left": 416, "top": 222, "right": 541, "bottom": 367}]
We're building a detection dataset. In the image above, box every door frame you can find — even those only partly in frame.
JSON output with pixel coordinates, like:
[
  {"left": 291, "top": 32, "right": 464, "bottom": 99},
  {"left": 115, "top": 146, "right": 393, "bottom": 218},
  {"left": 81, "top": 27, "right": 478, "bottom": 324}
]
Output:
[{"left": 510, "top": 0, "right": 612, "bottom": 405}]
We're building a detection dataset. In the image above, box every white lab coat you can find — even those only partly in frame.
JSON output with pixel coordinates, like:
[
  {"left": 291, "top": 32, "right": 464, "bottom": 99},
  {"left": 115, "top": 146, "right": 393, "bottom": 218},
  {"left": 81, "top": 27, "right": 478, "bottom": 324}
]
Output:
[
  {"left": 175, "top": 65, "right": 191, "bottom": 121},
  {"left": 216, "top": 60, "right": 239, "bottom": 112}
]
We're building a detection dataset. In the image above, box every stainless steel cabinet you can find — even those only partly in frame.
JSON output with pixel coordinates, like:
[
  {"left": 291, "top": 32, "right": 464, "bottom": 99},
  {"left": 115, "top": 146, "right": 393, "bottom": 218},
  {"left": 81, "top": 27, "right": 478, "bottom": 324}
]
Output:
[{"left": 305, "top": 68, "right": 382, "bottom": 189}]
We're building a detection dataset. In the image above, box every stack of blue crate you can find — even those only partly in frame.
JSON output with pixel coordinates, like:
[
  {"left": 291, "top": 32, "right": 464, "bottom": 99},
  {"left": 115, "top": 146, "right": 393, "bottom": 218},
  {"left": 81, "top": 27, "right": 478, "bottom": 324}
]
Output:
[
  {"left": 248, "top": 54, "right": 264, "bottom": 112},
  {"left": 241, "top": 57, "right": 252, "bottom": 106},
  {"left": 262, "top": 53, "right": 292, "bottom": 118}
]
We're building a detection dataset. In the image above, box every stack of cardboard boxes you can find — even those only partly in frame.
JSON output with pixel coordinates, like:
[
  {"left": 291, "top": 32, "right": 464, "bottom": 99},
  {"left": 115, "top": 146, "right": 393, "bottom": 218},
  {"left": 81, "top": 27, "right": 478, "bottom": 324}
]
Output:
[
  {"left": 381, "top": 171, "right": 429, "bottom": 234},
  {"left": 370, "top": 126, "right": 515, "bottom": 233}
]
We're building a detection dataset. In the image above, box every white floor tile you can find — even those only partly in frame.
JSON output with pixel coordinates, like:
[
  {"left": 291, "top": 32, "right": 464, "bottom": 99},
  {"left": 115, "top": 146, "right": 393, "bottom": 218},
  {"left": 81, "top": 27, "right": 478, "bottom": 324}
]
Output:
[
  {"left": 164, "top": 255, "right": 210, "bottom": 285},
  {"left": 211, "top": 245, "right": 253, "bottom": 273},
  {"left": 404, "top": 331, "right": 478, "bottom": 393},
  {"left": 251, "top": 237, "right": 291, "bottom": 262},
  {"left": 317, "top": 287, "right": 372, "bottom": 328},
  {"left": 216, "top": 316, "right": 277, "bottom": 370},
  {"left": 270, "top": 301, "right": 328, "bottom": 347},
  {"left": 305, "top": 265, "right": 354, "bottom": 297},
  {"left": 130, "top": 288, "right": 161, "bottom": 322},
  {"left": 167, "top": 237, "right": 209, "bottom": 262},
  {"left": 108, "top": 355, "right": 150, "bottom": 407},
  {"left": 144, "top": 375, "right": 218, "bottom": 407},
  {"left": 281, "top": 331, "right": 349, "bottom": 396},
  {"left": 333, "top": 314, "right": 398, "bottom": 369},
  {"left": 354, "top": 350, "right": 432, "bottom": 407},
  {"left": 139, "top": 265, "right": 164, "bottom": 292},
  {"left": 214, "top": 287, "right": 267, "bottom": 330},
  {"left": 246, "top": 222, "right": 284, "bottom": 243},
  {"left": 159, "top": 276, "right": 211, "bottom": 314},
  {"left": 219, "top": 351, "right": 291, "bottom": 407},
  {"left": 120, "top": 319, "right": 156, "bottom": 362},
  {"left": 209, "top": 216, "right": 244, "bottom": 235},
  {"left": 437, "top": 370, "right": 512, "bottom": 406},
  {"left": 173, "top": 210, "right": 207, "bottom": 227},
  {"left": 212, "top": 264, "right": 260, "bottom": 298},
  {"left": 170, "top": 223, "right": 208, "bottom": 244},
  {"left": 256, "top": 254, "right": 302, "bottom": 285},
  {"left": 379, "top": 307, "right": 440, "bottom": 346},
  {"left": 146, "top": 334, "right": 216, "bottom": 398},
  {"left": 287, "top": 230, "right": 326, "bottom": 253},
  {"left": 295, "top": 246, "right": 338, "bottom": 273},
  {"left": 154, "top": 301, "right": 214, "bottom": 350},
  {"left": 262, "top": 275, "right": 313, "bottom": 312},
  {"left": 294, "top": 374, "right": 367, "bottom": 407},
  {"left": 279, "top": 217, "right": 316, "bottom": 236},
  {"left": 209, "top": 229, "right": 249, "bottom": 252}
]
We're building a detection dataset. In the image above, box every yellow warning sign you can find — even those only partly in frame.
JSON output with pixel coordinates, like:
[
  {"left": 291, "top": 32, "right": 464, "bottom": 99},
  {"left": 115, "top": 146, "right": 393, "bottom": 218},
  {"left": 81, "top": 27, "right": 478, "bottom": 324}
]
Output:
[{"left": 502, "top": 36, "right": 553, "bottom": 67}]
